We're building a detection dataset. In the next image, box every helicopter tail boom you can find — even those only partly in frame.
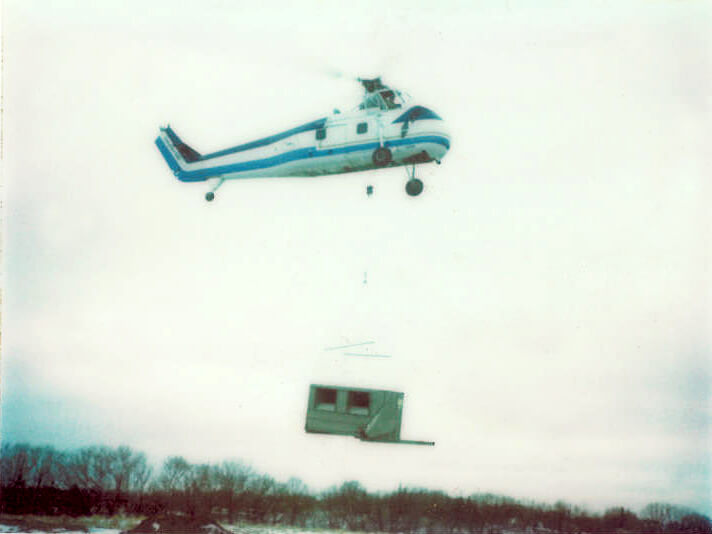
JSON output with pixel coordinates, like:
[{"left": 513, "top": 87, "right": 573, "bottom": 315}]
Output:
[{"left": 161, "top": 125, "right": 202, "bottom": 163}]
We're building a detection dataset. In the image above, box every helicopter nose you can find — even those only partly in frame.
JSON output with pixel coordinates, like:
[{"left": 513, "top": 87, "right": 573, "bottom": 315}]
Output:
[
  {"left": 436, "top": 118, "right": 451, "bottom": 158},
  {"left": 438, "top": 115, "right": 450, "bottom": 139}
]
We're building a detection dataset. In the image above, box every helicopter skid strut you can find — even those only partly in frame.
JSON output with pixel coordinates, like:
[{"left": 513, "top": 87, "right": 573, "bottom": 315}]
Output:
[
  {"left": 205, "top": 177, "right": 225, "bottom": 202},
  {"left": 405, "top": 164, "right": 423, "bottom": 197}
]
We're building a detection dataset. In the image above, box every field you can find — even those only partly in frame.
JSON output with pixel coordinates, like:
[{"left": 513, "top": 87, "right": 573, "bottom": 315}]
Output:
[
  {"left": 0, "top": 514, "right": 139, "bottom": 533},
  {"left": 0, "top": 515, "right": 540, "bottom": 534},
  {"left": 0, "top": 516, "right": 379, "bottom": 534}
]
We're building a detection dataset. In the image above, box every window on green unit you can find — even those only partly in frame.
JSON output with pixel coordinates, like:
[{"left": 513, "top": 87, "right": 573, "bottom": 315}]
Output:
[
  {"left": 357, "top": 122, "right": 368, "bottom": 134},
  {"left": 316, "top": 128, "right": 326, "bottom": 140},
  {"left": 347, "top": 391, "right": 370, "bottom": 415},
  {"left": 315, "top": 388, "right": 337, "bottom": 411}
]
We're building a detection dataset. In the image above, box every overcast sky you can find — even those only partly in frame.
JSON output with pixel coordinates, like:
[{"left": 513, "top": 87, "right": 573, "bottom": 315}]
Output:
[{"left": 2, "top": 0, "right": 710, "bottom": 516}]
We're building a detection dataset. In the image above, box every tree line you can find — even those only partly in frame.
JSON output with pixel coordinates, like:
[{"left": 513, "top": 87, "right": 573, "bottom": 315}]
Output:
[{"left": 1, "top": 442, "right": 710, "bottom": 534}]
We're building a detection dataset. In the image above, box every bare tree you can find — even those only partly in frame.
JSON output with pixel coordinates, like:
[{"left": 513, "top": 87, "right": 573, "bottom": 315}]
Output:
[
  {"left": 62, "top": 446, "right": 115, "bottom": 492},
  {"left": 0, "top": 443, "right": 35, "bottom": 488},
  {"left": 215, "top": 461, "right": 253, "bottom": 522},
  {"left": 323, "top": 480, "right": 371, "bottom": 530},
  {"left": 156, "top": 456, "right": 191, "bottom": 493},
  {"left": 130, "top": 453, "right": 152, "bottom": 493},
  {"left": 247, "top": 474, "right": 276, "bottom": 523},
  {"left": 277, "top": 477, "right": 314, "bottom": 527},
  {"left": 641, "top": 502, "right": 700, "bottom": 525},
  {"left": 28, "top": 446, "right": 59, "bottom": 489},
  {"left": 155, "top": 456, "right": 192, "bottom": 512},
  {"left": 111, "top": 446, "right": 132, "bottom": 496},
  {"left": 680, "top": 514, "right": 712, "bottom": 534},
  {"left": 103, "top": 446, "right": 152, "bottom": 512},
  {"left": 186, "top": 463, "right": 218, "bottom": 517}
]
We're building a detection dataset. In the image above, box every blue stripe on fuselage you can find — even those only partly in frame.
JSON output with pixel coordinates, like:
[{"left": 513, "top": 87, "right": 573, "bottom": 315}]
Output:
[
  {"left": 198, "top": 118, "right": 328, "bottom": 161},
  {"left": 155, "top": 137, "right": 181, "bottom": 174},
  {"left": 159, "top": 135, "right": 450, "bottom": 182}
]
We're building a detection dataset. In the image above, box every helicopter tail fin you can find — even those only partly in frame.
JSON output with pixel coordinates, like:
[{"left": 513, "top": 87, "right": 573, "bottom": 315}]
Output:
[
  {"left": 160, "top": 125, "right": 202, "bottom": 163},
  {"left": 156, "top": 126, "right": 213, "bottom": 182}
]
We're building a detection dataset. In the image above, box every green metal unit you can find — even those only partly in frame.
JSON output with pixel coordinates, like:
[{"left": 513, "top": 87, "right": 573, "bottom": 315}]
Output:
[{"left": 305, "top": 384, "right": 434, "bottom": 446}]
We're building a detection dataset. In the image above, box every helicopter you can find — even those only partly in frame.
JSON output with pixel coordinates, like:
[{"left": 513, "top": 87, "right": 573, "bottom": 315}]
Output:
[{"left": 155, "top": 78, "right": 450, "bottom": 201}]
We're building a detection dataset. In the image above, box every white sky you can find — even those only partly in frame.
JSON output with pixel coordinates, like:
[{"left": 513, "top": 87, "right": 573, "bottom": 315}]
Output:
[{"left": 2, "top": 0, "right": 711, "bottom": 516}]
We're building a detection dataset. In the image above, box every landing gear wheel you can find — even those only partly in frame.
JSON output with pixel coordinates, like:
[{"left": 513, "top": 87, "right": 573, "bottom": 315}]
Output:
[
  {"left": 372, "top": 147, "right": 392, "bottom": 167},
  {"left": 406, "top": 178, "right": 424, "bottom": 196},
  {"left": 205, "top": 192, "right": 215, "bottom": 202}
]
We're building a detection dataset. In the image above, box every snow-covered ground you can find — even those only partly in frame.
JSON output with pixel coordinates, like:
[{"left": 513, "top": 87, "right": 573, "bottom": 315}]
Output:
[
  {"left": 0, "top": 525, "right": 543, "bottom": 534},
  {"left": 0, "top": 526, "right": 329, "bottom": 534},
  {"left": 0, "top": 528, "right": 328, "bottom": 534},
  {"left": 0, "top": 526, "right": 348, "bottom": 534},
  {"left": 0, "top": 528, "right": 121, "bottom": 534}
]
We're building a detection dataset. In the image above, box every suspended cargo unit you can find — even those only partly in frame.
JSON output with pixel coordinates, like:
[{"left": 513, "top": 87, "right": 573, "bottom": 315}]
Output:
[{"left": 305, "top": 384, "right": 434, "bottom": 446}]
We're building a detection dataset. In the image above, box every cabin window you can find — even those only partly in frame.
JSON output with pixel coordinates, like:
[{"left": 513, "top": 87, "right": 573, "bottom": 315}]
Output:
[
  {"left": 315, "top": 388, "right": 337, "bottom": 411},
  {"left": 347, "top": 391, "right": 370, "bottom": 415},
  {"left": 357, "top": 122, "right": 368, "bottom": 134},
  {"left": 316, "top": 128, "right": 326, "bottom": 141}
]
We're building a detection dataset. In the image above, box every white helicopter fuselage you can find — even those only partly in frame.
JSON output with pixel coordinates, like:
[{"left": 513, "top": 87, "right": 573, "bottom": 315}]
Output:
[{"left": 156, "top": 80, "right": 449, "bottom": 198}]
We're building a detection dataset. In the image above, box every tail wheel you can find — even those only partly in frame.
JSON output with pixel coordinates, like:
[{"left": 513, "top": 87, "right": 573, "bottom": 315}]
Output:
[
  {"left": 406, "top": 178, "right": 424, "bottom": 196},
  {"left": 372, "top": 147, "right": 392, "bottom": 167}
]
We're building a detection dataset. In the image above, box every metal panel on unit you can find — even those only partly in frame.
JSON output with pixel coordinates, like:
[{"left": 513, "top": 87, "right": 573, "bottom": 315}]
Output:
[{"left": 305, "top": 385, "right": 434, "bottom": 446}]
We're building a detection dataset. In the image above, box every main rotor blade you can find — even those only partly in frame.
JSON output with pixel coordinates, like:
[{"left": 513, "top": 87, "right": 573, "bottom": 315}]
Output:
[{"left": 324, "top": 341, "right": 375, "bottom": 351}]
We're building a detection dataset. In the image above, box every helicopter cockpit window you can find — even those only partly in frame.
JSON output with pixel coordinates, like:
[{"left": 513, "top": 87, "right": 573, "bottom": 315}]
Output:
[
  {"left": 315, "top": 388, "right": 337, "bottom": 411},
  {"left": 380, "top": 90, "right": 401, "bottom": 110},
  {"left": 362, "top": 94, "right": 381, "bottom": 110},
  {"left": 315, "top": 127, "right": 326, "bottom": 140}
]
